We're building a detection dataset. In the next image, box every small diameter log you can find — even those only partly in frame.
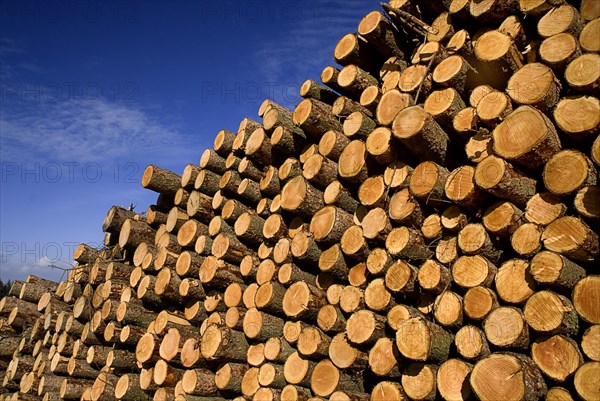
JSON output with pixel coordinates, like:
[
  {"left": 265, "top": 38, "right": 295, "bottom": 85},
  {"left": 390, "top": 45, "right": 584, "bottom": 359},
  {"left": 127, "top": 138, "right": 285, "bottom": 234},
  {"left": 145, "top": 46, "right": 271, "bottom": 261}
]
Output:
[
  {"left": 311, "top": 359, "right": 364, "bottom": 398},
  {"left": 530, "top": 250, "right": 586, "bottom": 290},
  {"left": 525, "top": 192, "right": 566, "bottom": 226},
  {"left": 300, "top": 79, "right": 338, "bottom": 104},
  {"left": 234, "top": 212, "right": 265, "bottom": 246},
  {"left": 103, "top": 206, "right": 136, "bottom": 234},
  {"left": 511, "top": 223, "right": 543, "bottom": 257},
  {"left": 281, "top": 176, "right": 325, "bottom": 219},
  {"left": 341, "top": 225, "right": 370, "bottom": 260},
  {"left": 388, "top": 188, "right": 423, "bottom": 227},
  {"left": 177, "top": 219, "right": 208, "bottom": 250},
  {"left": 474, "top": 30, "right": 524, "bottom": 74},
  {"left": 424, "top": 88, "right": 466, "bottom": 131},
  {"left": 338, "top": 65, "right": 378, "bottom": 98},
  {"left": 369, "top": 337, "right": 401, "bottom": 378},
  {"left": 199, "top": 256, "right": 243, "bottom": 289},
  {"left": 318, "top": 130, "right": 350, "bottom": 163},
  {"left": 243, "top": 306, "right": 284, "bottom": 341},
  {"left": 310, "top": 206, "right": 355, "bottom": 245},
  {"left": 409, "top": 161, "right": 450, "bottom": 206},
  {"left": 432, "top": 55, "right": 472, "bottom": 94},
  {"left": 200, "top": 148, "right": 227, "bottom": 175},
  {"left": 452, "top": 255, "right": 497, "bottom": 289},
  {"left": 484, "top": 307, "right": 530, "bottom": 349},
  {"left": 433, "top": 290, "right": 464, "bottom": 329},
  {"left": 293, "top": 98, "right": 342, "bottom": 138},
  {"left": 543, "top": 150, "right": 597, "bottom": 195},
  {"left": 539, "top": 33, "right": 582, "bottom": 72},
  {"left": 437, "top": 359, "right": 473, "bottom": 401},
  {"left": 444, "top": 165, "right": 485, "bottom": 210},
  {"left": 542, "top": 216, "right": 599, "bottom": 261},
  {"left": 142, "top": 165, "right": 181, "bottom": 196},
  {"left": 317, "top": 304, "right": 346, "bottom": 334},
  {"left": 392, "top": 105, "right": 449, "bottom": 164},
  {"left": 371, "top": 381, "right": 406, "bottom": 401},
  {"left": 464, "top": 286, "right": 500, "bottom": 321},
  {"left": 376, "top": 90, "right": 412, "bottom": 126},
  {"left": 303, "top": 154, "right": 338, "bottom": 188},
  {"left": 114, "top": 374, "right": 146, "bottom": 400},
  {"left": 282, "top": 282, "right": 326, "bottom": 322},
  {"left": 495, "top": 259, "right": 537, "bottom": 304},
  {"left": 181, "top": 369, "right": 217, "bottom": 396},
  {"left": 119, "top": 219, "right": 156, "bottom": 250},
  {"left": 396, "top": 317, "right": 453, "bottom": 363},
  {"left": 474, "top": 155, "right": 537, "bottom": 208},
  {"left": 338, "top": 140, "right": 370, "bottom": 186},
  {"left": 283, "top": 351, "right": 316, "bottom": 388},
  {"left": 492, "top": 106, "right": 561, "bottom": 170},
  {"left": 470, "top": 353, "right": 546, "bottom": 401},
  {"left": 333, "top": 33, "right": 381, "bottom": 73},
  {"left": 324, "top": 181, "right": 359, "bottom": 214},
  {"left": 418, "top": 260, "right": 451, "bottom": 294},
  {"left": 538, "top": 4, "right": 583, "bottom": 37},
  {"left": 200, "top": 324, "right": 248, "bottom": 362},
  {"left": 398, "top": 65, "right": 433, "bottom": 98},
  {"left": 458, "top": 223, "right": 502, "bottom": 262},
  {"left": 401, "top": 363, "right": 438, "bottom": 401},
  {"left": 385, "top": 227, "right": 433, "bottom": 262},
  {"left": 346, "top": 310, "right": 386, "bottom": 347},
  {"left": 358, "top": 11, "right": 405, "bottom": 58},
  {"left": 507, "top": 63, "right": 560, "bottom": 111},
  {"left": 582, "top": 325, "right": 600, "bottom": 362},
  {"left": 181, "top": 164, "right": 202, "bottom": 190},
  {"left": 297, "top": 326, "right": 331, "bottom": 360},
  {"left": 455, "top": 325, "right": 490, "bottom": 360},
  {"left": 575, "top": 362, "right": 600, "bottom": 401}
]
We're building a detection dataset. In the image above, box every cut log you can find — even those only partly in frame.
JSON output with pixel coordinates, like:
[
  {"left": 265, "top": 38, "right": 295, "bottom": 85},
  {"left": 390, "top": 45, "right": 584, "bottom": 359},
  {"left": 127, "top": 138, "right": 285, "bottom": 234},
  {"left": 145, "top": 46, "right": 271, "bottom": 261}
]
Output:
[
  {"left": 565, "top": 53, "right": 600, "bottom": 92},
  {"left": 574, "top": 361, "right": 600, "bottom": 401},
  {"left": 293, "top": 98, "right": 342, "bottom": 138},
  {"left": 392, "top": 105, "right": 449, "bottom": 164},
  {"left": 542, "top": 216, "right": 599, "bottom": 261},
  {"left": 470, "top": 353, "right": 547, "bottom": 401},
  {"left": 142, "top": 165, "right": 181, "bottom": 196},
  {"left": 463, "top": 286, "right": 500, "bottom": 321},
  {"left": 396, "top": 317, "right": 453, "bottom": 363},
  {"left": 376, "top": 90, "right": 412, "bottom": 126},
  {"left": 484, "top": 306, "right": 530, "bottom": 349}
]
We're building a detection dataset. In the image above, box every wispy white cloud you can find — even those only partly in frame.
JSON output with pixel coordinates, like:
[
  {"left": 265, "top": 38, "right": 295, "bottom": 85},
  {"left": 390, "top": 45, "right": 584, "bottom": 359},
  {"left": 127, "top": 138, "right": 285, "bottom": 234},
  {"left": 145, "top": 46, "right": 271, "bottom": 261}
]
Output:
[{"left": 0, "top": 98, "right": 192, "bottom": 164}]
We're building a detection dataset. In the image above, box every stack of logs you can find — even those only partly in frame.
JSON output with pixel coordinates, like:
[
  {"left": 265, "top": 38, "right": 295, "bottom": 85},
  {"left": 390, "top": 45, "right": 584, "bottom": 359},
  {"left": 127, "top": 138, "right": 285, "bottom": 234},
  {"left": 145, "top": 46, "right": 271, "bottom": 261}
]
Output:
[{"left": 1, "top": 0, "right": 599, "bottom": 400}]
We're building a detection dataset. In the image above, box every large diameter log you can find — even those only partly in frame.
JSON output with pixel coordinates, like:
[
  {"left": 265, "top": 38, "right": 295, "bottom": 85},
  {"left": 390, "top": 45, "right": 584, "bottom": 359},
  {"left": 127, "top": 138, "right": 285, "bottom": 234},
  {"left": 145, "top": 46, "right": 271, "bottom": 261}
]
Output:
[
  {"left": 470, "top": 353, "right": 546, "bottom": 401},
  {"left": 484, "top": 307, "right": 530, "bottom": 349},
  {"left": 142, "top": 165, "right": 181, "bottom": 196},
  {"left": 492, "top": 106, "right": 561, "bottom": 170}
]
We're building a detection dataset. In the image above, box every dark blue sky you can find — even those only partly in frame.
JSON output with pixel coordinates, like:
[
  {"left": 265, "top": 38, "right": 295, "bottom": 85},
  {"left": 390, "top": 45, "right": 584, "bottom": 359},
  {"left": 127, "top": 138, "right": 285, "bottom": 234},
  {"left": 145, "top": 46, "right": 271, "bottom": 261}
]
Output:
[{"left": 0, "top": 0, "right": 377, "bottom": 282}]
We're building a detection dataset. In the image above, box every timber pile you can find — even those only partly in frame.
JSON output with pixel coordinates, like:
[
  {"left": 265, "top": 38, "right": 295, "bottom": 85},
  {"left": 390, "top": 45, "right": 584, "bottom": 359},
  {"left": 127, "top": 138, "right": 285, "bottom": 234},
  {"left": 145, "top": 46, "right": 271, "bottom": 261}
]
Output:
[{"left": 1, "top": 0, "right": 599, "bottom": 400}]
